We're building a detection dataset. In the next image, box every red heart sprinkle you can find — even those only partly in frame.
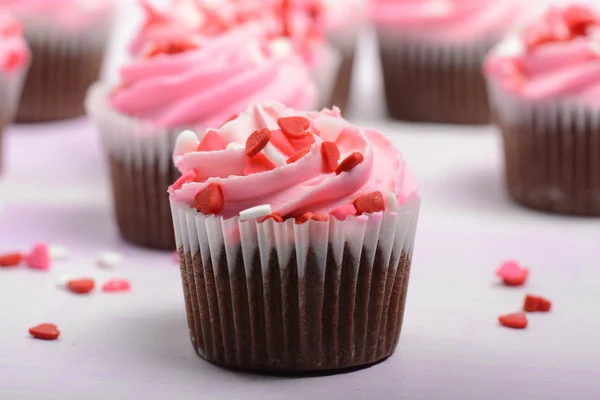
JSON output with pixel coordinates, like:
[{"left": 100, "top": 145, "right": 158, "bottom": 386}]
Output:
[
  {"left": 498, "top": 312, "right": 528, "bottom": 329},
  {"left": 312, "top": 212, "right": 328, "bottom": 222},
  {"left": 523, "top": 294, "right": 552, "bottom": 312},
  {"left": 335, "top": 152, "right": 364, "bottom": 175},
  {"left": 564, "top": 5, "right": 598, "bottom": 36},
  {"left": 290, "top": 132, "right": 315, "bottom": 151},
  {"left": 353, "top": 191, "right": 385, "bottom": 214},
  {"left": 0, "top": 252, "right": 23, "bottom": 267},
  {"left": 295, "top": 212, "right": 314, "bottom": 224},
  {"left": 321, "top": 141, "right": 340, "bottom": 173},
  {"left": 197, "top": 130, "right": 226, "bottom": 152},
  {"left": 245, "top": 128, "right": 272, "bottom": 157},
  {"left": 102, "top": 279, "right": 132, "bottom": 293},
  {"left": 219, "top": 114, "right": 238, "bottom": 128},
  {"left": 172, "top": 169, "right": 198, "bottom": 191},
  {"left": 496, "top": 260, "right": 529, "bottom": 287},
  {"left": 260, "top": 213, "right": 284, "bottom": 223},
  {"left": 278, "top": 116, "right": 310, "bottom": 139},
  {"left": 29, "top": 323, "right": 60, "bottom": 340},
  {"left": 286, "top": 145, "right": 312, "bottom": 164},
  {"left": 244, "top": 151, "right": 276, "bottom": 178},
  {"left": 67, "top": 278, "right": 95, "bottom": 294},
  {"left": 193, "top": 183, "right": 224, "bottom": 215}
]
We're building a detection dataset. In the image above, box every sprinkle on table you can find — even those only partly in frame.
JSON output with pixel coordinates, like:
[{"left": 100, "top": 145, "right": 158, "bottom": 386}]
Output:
[
  {"left": 29, "top": 323, "right": 60, "bottom": 341},
  {"left": 498, "top": 312, "right": 528, "bottom": 330}
]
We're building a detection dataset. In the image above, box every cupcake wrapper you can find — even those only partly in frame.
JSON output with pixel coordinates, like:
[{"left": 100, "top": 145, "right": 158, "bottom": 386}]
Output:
[
  {"left": 17, "top": 16, "right": 113, "bottom": 122},
  {"left": 311, "top": 44, "right": 344, "bottom": 112},
  {"left": 0, "top": 68, "right": 29, "bottom": 169},
  {"left": 170, "top": 196, "right": 420, "bottom": 373},
  {"left": 488, "top": 82, "right": 600, "bottom": 215},
  {"left": 86, "top": 83, "right": 193, "bottom": 249},
  {"left": 377, "top": 35, "right": 494, "bottom": 125}
]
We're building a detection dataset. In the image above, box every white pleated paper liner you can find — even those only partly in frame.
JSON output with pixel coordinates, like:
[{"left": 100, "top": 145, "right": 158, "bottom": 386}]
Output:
[
  {"left": 0, "top": 67, "right": 29, "bottom": 169},
  {"left": 171, "top": 195, "right": 420, "bottom": 372},
  {"left": 487, "top": 78, "right": 600, "bottom": 215},
  {"left": 15, "top": 12, "right": 114, "bottom": 122},
  {"left": 86, "top": 82, "right": 197, "bottom": 249}
]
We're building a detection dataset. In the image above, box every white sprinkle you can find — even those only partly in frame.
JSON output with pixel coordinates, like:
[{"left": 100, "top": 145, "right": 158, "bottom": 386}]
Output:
[
  {"left": 56, "top": 274, "right": 73, "bottom": 288},
  {"left": 239, "top": 205, "right": 272, "bottom": 221},
  {"left": 174, "top": 130, "right": 200, "bottom": 157},
  {"left": 49, "top": 245, "right": 69, "bottom": 260},
  {"left": 314, "top": 115, "right": 346, "bottom": 143},
  {"left": 385, "top": 192, "right": 399, "bottom": 213},
  {"left": 270, "top": 38, "right": 293, "bottom": 58},
  {"left": 97, "top": 252, "right": 123, "bottom": 269}
]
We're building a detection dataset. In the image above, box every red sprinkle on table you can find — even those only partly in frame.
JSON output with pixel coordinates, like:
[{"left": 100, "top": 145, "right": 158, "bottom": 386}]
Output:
[
  {"left": 197, "top": 130, "right": 226, "bottom": 152},
  {"left": 0, "top": 252, "right": 23, "bottom": 267},
  {"left": 25, "top": 243, "right": 50, "bottom": 271},
  {"left": 219, "top": 114, "right": 238, "bottom": 128},
  {"left": 321, "top": 141, "right": 340, "bottom": 173},
  {"left": 295, "top": 212, "right": 314, "bottom": 224},
  {"left": 260, "top": 213, "right": 284, "bottom": 223},
  {"left": 245, "top": 128, "right": 272, "bottom": 157},
  {"left": 523, "top": 294, "right": 552, "bottom": 312},
  {"left": 278, "top": 116, "right": 311, "bottom": 139},
  {"left": 336, "top": 152, "right": 363, "bottom": 175},
  {"left": 287, "top": 145, "right": 312, "bottom": 164},
  {"left": 29, "top": 323, "right": 60, "bottom": 340},
  {"left": 102, "top": 279, "right": 132, "bottom": 293},
  {"left": 193, "top": 183, "right": 224, "bottom": 214},
  {"left": 67, "top": 278, "right": 95, "bottom": 294},
  {"left": 496, "top": 260, "right": 529, "bottom": 287},
  {"left": 353, "top": 191, "right": 385, "bottom": 214},
  {"left": 498, "top": 312, "right": 528, "bottom": 329}
]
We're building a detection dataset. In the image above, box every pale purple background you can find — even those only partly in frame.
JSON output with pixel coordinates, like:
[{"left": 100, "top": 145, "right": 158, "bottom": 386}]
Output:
[{"left": 1, "top": 1, "right": 600, "bottom": 399}]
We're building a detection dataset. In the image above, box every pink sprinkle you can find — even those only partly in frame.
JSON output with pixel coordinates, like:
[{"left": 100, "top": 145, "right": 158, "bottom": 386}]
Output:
[
  {"left": 173, "top": 251, "right": 179, "bottom": 264},
  {"left": 329, "top": 204, "right": 357, "bottom": 221},
  {"left": 496, "top": 260, "right": 523, "bottom": 278},
  {"left": 101, "top": 279, "right": 131, "bottom": 293},
  {"left": 172, "top": 170, "right": 198, "bottom": 191},
  {"left": 25, "top": 243, "right": 51, "bottom": 270}
]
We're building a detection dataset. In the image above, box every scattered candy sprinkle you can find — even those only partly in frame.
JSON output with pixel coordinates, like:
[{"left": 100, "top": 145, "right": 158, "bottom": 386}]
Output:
[
  {"left": 102, "top": 279, "right": 132, "bottom": 293},
  {"left": 312, "top": 212, "right": 328, "bottom": 222},
  {"left": 286, "top": 145, "right": 312, "bottom": 164},
  {"left": 496, "top": 260, "right": 529, "bottom": 287},
  {"left": 321, "top": 141, "right": 340, "bottom": 173},
  {"left": 239, "top": 204, "right": 272, "bottom": 221},
  {"left": 97, "top": 252, "right": 123, "bottom": 269},
  {"left": 245, "top": 128, "right": 272, "bottom": 157},
  {"left": 29, "top": 323, "right": 60, "bottom": 341},
  {"left": 219, "top": 114, "right": 238, "bottom": 128},
  {"left": 498, "top": 312, "right": 528, "bottom": 329},
  {"left": 260, "top": 213, "right": 284, "bottom": 223},
  {"left": 353, "top": 191, "right": 385, "bottom": 214},
  {"left": 335, "top": 152, "right": 364, "bottom": 175},
  {"left": 49, "top": 246, "right": 69, "bottom": 260},
  {"left": 193, "top": 183, "right": 224, "bottom": 214},
  {"left": 244, "top": 153, "right": 276, "bottom": 176},
  {"left": 329, "top": 204, "right": 357, "bottom": 221},
  {"left": 295, "top": 212, "right": 314, "bottom": 224},
  {"left": 25, "top": 243, "right": 50, "bottom": 271},
  {"left": 523, "top": 294, "right": 552, "bottom": 312},
  {"left": 197, "top": 129, "right": 226, "bottom": 152},
  {"left": 278, "top": 116, "right": 310, "bottom": 139},
  {"left": 0, "top": 252, "right": 23, "bottom": 267},
  {"left": 67, "top": 278, "right": 95, "bottom": 295}
]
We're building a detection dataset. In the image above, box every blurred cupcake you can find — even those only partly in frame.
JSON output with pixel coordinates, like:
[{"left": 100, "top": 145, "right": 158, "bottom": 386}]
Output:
[
  {"left": 486, "top": 4, "right": 600, "bottom": 215},
  {"left": 0, "top": 12, "right": 30, "bottom": 170},
  {"left": 370, "top": 0, "right": 526, "bottom": 124},
  {"left": 170, "top": 101, "right": 420, "bottom": 373},
  {"left": 0, "top": 0, "right": 115, "bottom": 122},
  {"left": 86, "top": 26, "right": 317, "bottom": 250}
]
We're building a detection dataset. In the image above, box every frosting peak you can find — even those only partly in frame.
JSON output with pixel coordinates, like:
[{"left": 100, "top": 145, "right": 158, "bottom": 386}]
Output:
[{"left": 169, "top": 102, "right": 418, "bottom": 219}]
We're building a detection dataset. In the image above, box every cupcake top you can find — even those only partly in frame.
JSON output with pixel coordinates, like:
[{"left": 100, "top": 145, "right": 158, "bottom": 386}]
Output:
[
  {"left": 369, "top": 0, "right": 525, "bottom": 43},
  {"left": 0, "top": 12, "right": 30, "bottom": 74},
  {"left": 111, "top": 25, "right": 317, "bottom": 129},
  {"left": 485, "top": 4, "right": 600, "bottom": 104},
  {"left": 169, "top": 102, "right": 418, "bottom": 220},
  {"left": 0, "top": 0, "right": 114, "bottom": 29}
]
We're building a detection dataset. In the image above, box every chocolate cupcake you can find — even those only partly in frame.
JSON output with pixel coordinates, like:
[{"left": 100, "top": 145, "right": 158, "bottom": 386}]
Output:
[
  {"left": 86, "top": 24, "right": 317, "bottom": 250},
  {"left": 0, "top": 11, "right": 29, "bottom": 170},
  {"left": 370, "top": 0, "right": 526, "bottom": 124},
  {"left": 486, "top": 3, "right": 600, "bottom": 215},
  {"left": 169, "top": 102, "right": 420, "bottom": 373},
  {"left": 1, "top": 0, "right": 115, "bottom": 122}
]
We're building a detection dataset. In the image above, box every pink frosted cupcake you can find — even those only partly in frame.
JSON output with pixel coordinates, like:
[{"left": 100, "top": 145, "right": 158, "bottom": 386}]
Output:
[
  {"left": 485, "top": 4, "right": 600, "bottom": 215},
  {"left": 86, "top": 25, "right": 317, "bottom": 250},
  {"left": 370, "top": 0, "right": 527, "bottom": 124},
  {"left": 0, "top": 0, "right": 115, "bottom": 122},
  {"left": 0, "top": 11, "right": 30, "bottom": 170},
  {"left": 170, "top": 101, "right": 420, "bottom": 373}
]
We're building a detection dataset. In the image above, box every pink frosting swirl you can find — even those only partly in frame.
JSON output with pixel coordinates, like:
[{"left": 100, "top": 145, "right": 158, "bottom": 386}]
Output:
[
  {"left": 485, "top": 4, "right": 600, "bottom": 104},
  {"left": 169, "top": 102, "right": 418, "bottom": 219},
  {"left": 0, "top": 0, "right": 114, "bottom": 29},
  {"left": 0, "top": 12, "right": 30, "bottom": 74},
  {"left": 369, "top": 0, "right": 525, "bottom": 42},
  {"left": 111, "top": 26, "right": 317, "bottom": 129}
]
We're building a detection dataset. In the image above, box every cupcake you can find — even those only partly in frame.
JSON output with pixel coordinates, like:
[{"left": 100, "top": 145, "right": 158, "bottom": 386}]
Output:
[
  {"left": 370, "top": 0, "right": 526, "bottom": 124},
  {"left": 133, "top": 0, "right": 345, "bottom": 112},
  {"left": 0, "top": 12, "right": 30, "bottom": 170},
  {"left": 169, "top": 101, "right": 420, "bottom": 373},
  {"left": 0, "top": 0, "right": 115, "bottom": 122},
  {"left": 86, "top": 26, "right": 317, "bottom": 250},
  {"left": 485, "top": 4, "right": 600, "bottom": 216}
]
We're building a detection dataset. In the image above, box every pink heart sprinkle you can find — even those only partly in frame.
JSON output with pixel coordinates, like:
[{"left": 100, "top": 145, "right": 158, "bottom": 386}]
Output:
[
  {"left": 101, "top": 279, "right": 131, "bottom": 293},
  {"left": 496, "top": 260, "right": 523, "bottom": 278},
  {"left": 25, "top": 243, "right": 51, "bottom": 270}
]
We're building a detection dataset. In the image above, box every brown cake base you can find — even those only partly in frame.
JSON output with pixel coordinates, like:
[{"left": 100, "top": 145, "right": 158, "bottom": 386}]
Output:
[
  {"left": 177, "top": 244, "right": 412, "bottom": 373},
  {"left": 499, "top": 109, "right": 600, "bottom": 216},
  {"left": 109, "top": 156, "right": 180, "bottom": 250},
  {"left": 378, "top": 40, "right": 491, "bottom": 125},
  {"left": 16, "top": 42, "right": 106, "bottom": 122},
  {"left": 329, "top": 50, "right": 355, "bottom": 114}
]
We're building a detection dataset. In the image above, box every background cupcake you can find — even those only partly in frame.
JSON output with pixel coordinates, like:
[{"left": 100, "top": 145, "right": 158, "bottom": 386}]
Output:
[
  {"left": 170, "top": 101, "right": 420, "bottom": 373},
  {"left": 0, "top": 0, "right": 115, "bottom": 122},
  {"left": 486, "top": 3, "right": 600, "bottom": 216},
  {"left": 370, "top": 0, "right": 526, "bottom": 125},
  {"left": 86, "top": 24, "right": 317, "bottom": 250},
  {"left": 0, "top": 11, "right": 29, "bottom": 170}
]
